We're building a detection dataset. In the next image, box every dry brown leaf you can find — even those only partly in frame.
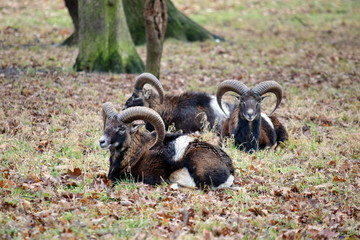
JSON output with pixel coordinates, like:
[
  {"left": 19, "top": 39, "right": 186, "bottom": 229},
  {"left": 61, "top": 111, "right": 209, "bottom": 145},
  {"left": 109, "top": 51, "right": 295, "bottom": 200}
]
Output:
[
  {"left": 328, "top": 160, "right": 336, "bottom": 166},
  {"left": 249, "top": 165, "right": 260, "bottom": 173},
  {"left": 248, "top": 207, "right": 267, "bottom": 216},
  {"left": 203, "top": 229, "right": 213, "bottom": 240},
  {"left": 34, "top": 209, "right": 52, "bottom": 218},
  {"left": 0, "top": 179, "right": 16, "bottom": 188},
  {"left": 333, "top": 176, "right": 345, "bottom": 182},
  {"left": 282, "top": 229, "right": 302, "bottom": 240},
  {"left": 67, "top": 167, "right": 82, "bottom": 179},
  {"left": 26, "top": 173, "right": 41, "bottom": 183},
  {"left": 0, "top": 167, "right": 11, "bottom": 179},
  {"left": 59, "top": 233, "right": 76, "bottom": 240},
  {"left": 65, "top": 180, "right": 78, "bottom": 187},
  {"left": 21, "top": 199, "right": 31, "bottom": 211},
  {"left": 291, "top": 184, "right": 300, "bottom": 193},
  {"left": 318, "top": 229, "right": 336, "bottom": 239}
]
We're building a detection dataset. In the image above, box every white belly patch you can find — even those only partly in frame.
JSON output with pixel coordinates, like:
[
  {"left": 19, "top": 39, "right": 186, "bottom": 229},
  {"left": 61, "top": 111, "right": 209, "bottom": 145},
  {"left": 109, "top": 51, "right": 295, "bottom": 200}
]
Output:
[
  {"left": 215, "top": 175, "right": 234, "bottom": 189},
  {"left": 169, "top": 168, "right": 196, "bottom": 188}
]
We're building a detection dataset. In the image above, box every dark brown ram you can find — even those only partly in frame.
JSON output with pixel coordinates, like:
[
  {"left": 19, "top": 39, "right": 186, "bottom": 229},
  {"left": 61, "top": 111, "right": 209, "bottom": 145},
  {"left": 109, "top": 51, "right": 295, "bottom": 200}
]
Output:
[
  {"left": 123, "top": 73, "right": 231, "bottom": 134},
  {"left": 217, "top": 80, "right": 288, "bottom": 152},
  {"left": 100, "top": 102, "right": 235, "bottom": 189}
]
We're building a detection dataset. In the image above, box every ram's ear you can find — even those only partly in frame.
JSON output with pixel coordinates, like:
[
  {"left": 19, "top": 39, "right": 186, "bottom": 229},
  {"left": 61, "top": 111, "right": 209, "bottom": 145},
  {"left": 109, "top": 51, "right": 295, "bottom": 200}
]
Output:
[
  {"left": 261, "top": 95, "right": 270, "bottom": 103},
  {"left": 130, "top": 123, "right": 141, "bottom": 134},
  {"left": 144, "top": 89, "right": 152, "bottom": 100},
  {"left": 229, "top": 94, "right": 240, "bottom": 102}
]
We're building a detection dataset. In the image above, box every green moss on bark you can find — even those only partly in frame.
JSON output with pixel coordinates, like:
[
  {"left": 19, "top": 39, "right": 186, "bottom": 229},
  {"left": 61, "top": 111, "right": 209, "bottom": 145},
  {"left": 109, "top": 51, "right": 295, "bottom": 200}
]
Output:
[
  {"left": 125, "top": 54, "right": 145, "bottom": 73},
  {"left": 64, "top": 0, "right": 224, "bottom": 47},
  {"left": 74, "top": 0, "right": 144, "bottom": 73},
  {"left": 108, "top": 51, "right": 124, "bottom": 73}
]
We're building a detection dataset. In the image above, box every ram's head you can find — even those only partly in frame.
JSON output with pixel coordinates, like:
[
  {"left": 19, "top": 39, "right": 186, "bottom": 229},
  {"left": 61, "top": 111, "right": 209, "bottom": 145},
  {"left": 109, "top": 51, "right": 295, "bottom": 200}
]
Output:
[
  {"left": 123, "top": 73, "right": 164, "bottom": 109},
  {"left": 217, "top": 80, "right": 283, "bottom": 121},
  {"left": 100, "top": 102, "right": 165, "bottom": 150}
]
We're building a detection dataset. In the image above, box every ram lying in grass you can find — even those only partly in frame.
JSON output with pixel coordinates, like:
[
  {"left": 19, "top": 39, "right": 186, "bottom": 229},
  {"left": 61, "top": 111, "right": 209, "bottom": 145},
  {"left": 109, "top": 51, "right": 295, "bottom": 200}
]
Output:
[
  {"left": 123, "top": 73, "right": 231, "bottom": 133},
  {"left": 217, "top": 80, "right": 288, "bottom": 152},
  {"left": 100, "top": 102, "right": 235, "bottom": 189}
]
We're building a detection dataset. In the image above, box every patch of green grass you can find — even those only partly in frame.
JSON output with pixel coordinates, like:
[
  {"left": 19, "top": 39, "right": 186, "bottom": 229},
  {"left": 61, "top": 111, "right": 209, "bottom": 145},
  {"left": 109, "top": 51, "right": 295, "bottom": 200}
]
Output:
[
  {"left": 229, "top": 189, "right": 251, "bottom": 204},
  {"left": 195, "top": 218, "right": 227, "bottom": 234},
  {"left": 93, "top": 215, "right": 152, "bottom": 238},
  {"left": 3, "top": 197, "right": 18, "bottom": 207},
  {"left": 62, "top": 211, "right": 73, "bottom": 222},
  {"left": 113, "top": 178, "right": 144, "bottom": 192},
  {"left": 275, "top": 218, "right": 299, "bottom": 230},
  {"left": 0, "top": 228, "right": 18, "bottom": 240},
  {"left": 0, "top": 2, "right": 71, "bottom": 29},
  {"left": 49, "top": 124, "right": 63, "bottom": 133},
  {"left": 1, "top": 139, "right": 36, "bottom": 169},
  {"left": 306, "top": 171, "right": 329, "bottom": 186},
  {"left": 54, "top": 142, "right": 83, "bottom": 160}
]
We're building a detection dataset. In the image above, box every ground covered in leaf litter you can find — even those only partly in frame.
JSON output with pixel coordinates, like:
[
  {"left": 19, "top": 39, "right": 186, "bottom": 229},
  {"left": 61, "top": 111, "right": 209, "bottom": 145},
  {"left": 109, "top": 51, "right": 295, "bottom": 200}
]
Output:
[{"left": 0, "top": 0, "right": 359, "bottom": 239}]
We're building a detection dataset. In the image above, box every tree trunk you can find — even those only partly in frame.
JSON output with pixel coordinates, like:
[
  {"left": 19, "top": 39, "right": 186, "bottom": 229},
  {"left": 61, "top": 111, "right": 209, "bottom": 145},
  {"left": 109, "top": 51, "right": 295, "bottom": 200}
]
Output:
[
  {"left": 144, "top": 0, "right": 167, "bottom": 78},
  {"left": 125, "top": 0, "right": 224, "bottom": 45},
  {"left": 63, "top": 0, "right": 224, "bottom": 46},
  {"left": 62, "top": 0, "right": 78, "bottom": 46},
  {"left": 74, "top": 0, "right": 144, "bottom": 73}
]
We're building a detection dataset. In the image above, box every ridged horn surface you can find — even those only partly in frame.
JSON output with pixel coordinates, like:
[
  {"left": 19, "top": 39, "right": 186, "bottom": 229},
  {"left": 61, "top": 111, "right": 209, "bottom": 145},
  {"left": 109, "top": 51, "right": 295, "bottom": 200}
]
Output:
[
  {"left": 252, "top": 81, "right": 283, "bottom": 115},
  {"left": 134, "top": 73, "right": 164, "bottom": 104},
  {"left": 216, "top": 80, "right": 249, "bottom": 113},
  {"left": 118, "top": 106, "right": 165, "bottom": 149},
  {"left": 102, "top": 102, "right": 117, "bottom": 118}
]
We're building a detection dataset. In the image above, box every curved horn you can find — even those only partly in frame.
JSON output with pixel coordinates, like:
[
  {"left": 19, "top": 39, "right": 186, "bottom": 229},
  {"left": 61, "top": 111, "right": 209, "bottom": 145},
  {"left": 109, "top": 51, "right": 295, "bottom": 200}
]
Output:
[
  {"left": 216, "top": 80, "right": 249, "bottom": 113},
  {"left": 102, "top": 102, "right": 117, "bottom": 118},
  {"left": 118, "top": 106, "right": 165, "bottom": 149},
  {"left": 252, "top": 81, "right": 283, "bottom": 115},
  {"left": 134, "top": 73, "right": 164, "bottom": 104}
]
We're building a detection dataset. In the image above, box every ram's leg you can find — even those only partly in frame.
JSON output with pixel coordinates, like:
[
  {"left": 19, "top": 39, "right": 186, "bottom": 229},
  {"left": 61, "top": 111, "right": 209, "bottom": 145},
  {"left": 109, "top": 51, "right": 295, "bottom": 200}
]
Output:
[
  {"left": 214, "top": 175, "right": 235, "bottom": 189},
  {"left": 169, "top": 168, "right": 196, "bottom": 188}
]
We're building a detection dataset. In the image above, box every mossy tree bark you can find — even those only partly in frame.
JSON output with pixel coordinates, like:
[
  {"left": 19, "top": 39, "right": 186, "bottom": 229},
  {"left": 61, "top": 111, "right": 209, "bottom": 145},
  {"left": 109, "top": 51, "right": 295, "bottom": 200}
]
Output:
[
  {"left": 144, "top": 0, "right": 167, "bottom": 78},
  {"left": 63, "top": 0, "right": 224, "bottom": 46},
  {"left": 74, "top": 0, "right": 144, "bottom": 73}
]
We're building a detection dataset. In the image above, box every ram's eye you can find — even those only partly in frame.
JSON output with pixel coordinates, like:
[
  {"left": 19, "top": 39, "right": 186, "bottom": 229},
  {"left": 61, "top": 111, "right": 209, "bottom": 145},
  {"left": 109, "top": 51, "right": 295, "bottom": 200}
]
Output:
[{"left": 117, "top": 128, "right": 126, "bottom": 133}]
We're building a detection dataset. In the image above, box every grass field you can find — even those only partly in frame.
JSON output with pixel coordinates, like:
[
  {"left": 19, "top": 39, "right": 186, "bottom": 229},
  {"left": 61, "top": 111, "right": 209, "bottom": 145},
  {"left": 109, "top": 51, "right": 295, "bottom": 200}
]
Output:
[{"left": 0, "top": 0, "right": 359, "bottom": 239}]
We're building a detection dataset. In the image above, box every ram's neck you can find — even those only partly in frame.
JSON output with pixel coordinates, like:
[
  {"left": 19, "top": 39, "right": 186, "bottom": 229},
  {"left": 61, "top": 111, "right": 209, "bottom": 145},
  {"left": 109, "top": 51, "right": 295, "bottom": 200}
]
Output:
[
  {"left": 145, "top": 95, "right": 174, "bottom": 131},
  {"left": 118, "top": 132, "right": 150, "bottom": 173},
  {"left": 146, "top": 94, "right": 161, "bottom": 111},
  {"left": 232, "top": 114, "right": 261, "bottom": 152}
]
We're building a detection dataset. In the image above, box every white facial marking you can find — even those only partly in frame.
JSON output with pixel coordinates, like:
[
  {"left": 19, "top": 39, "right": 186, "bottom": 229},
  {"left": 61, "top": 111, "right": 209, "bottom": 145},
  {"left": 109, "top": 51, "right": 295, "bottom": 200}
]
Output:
[
  {"left": 169, "top": 168, "right": 196, "bottom": 188},
  {"left": 173, "top": 135, "right": 194, "bottom": 161},
  {"left": 99, "top": 135, "right": 110, "bottom": 149},
  {"left": 215, "top": 175, "right": 234, "bottom": 189},
  {"left": 99, "top": 135, "right": 106, "bottom": 142},
  {"left": 247, "top": 108, "right": 254, "bottom": 115},
  {"left": 261, "top": 113, "right": 274, "bottom": 130},
  {"left": 210, "top": 96, "right": 230, "bottom": 119}
]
